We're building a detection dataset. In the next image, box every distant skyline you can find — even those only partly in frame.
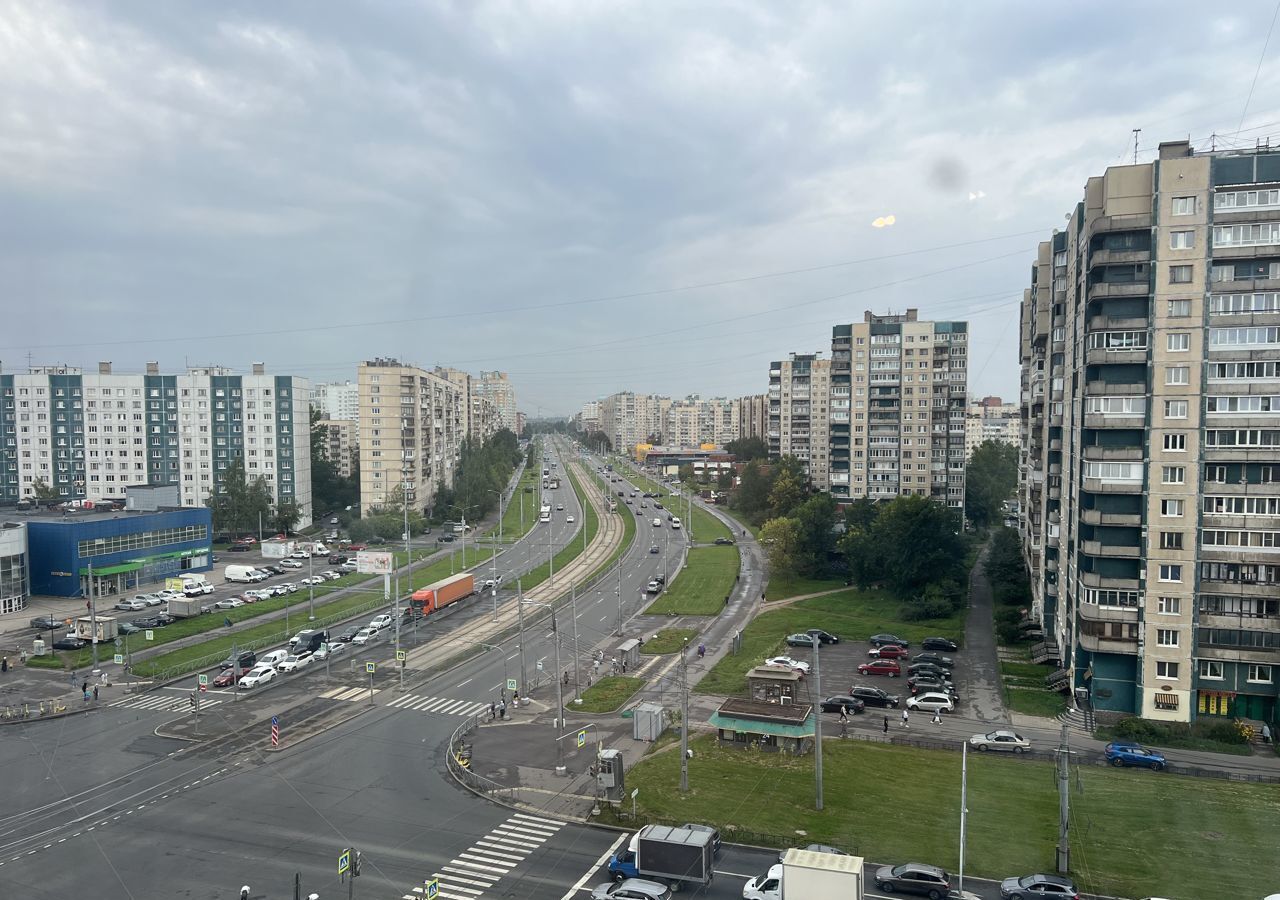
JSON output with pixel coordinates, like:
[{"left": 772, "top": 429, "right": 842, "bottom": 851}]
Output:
[{"left": 3, "top": 2, "right": 1278, "bottom": 415}]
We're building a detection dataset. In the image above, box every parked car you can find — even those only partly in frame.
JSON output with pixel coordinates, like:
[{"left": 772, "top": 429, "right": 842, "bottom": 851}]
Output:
[
  {"left": 340, "top": 561, "right": 358, "bottom": 572},
  {"left": 765, "top": 656, "right": 811, "bottom": 674},
  {"left": 714, "top": 537, "right": 734, "bottom": 545},
  {"left": 289, "top": 550, "right": 311, "bottom": 559},
  {"left": 117, "top": 622, "right": 142, "bottom": 635},
  {"left": 301, "top": 576, "right": 325, "bottom": 586},
  {"left": 29, "top": 615, "right": 63, "bottom": 631},
  {"left": 922, "top": 637, "right": 959, "bottom": 652},
  {"left": 52, "top": 636, "right": 88, "bottom": 651},
  {"left": 337, "top": 625, "right": 362, "bottom": 643},
  {"left": 213, "top": 598, "right": 244, "bottom": 610},
  {"left": 277, "top": 653, "right": 312, "bottom": 673},
  {"left": 913, "top": 652, "right": 955, "bottom": 669},
  {"left": 1104, "top": 740, "right": 1166, "bottom": 770},
  {"left": 868, "top": 633, "right": 909, "bottom": 648},
  {"left": 874, "top": 862, "right": 951, "bottom": 899},
  {"left": 238, "top": 666, "right": 277, "bottom": 689},
  {"left": 263, "top": 565, "right": 284, "bottom": 576},
  {"left": 213, "top": 666, "right": 250, "bottom": 688},
  {"left": 867, "top": 644, "right": 909, "bottom": 659},
  {"left": 819, "top": 695, "right": 867, "bottom": 714},
  {"left": 351, "top": 627, "right": 378, "bottom": 645},
  {"left": 908, "top": 676, "right": 957, "bottom": 697},
  {"left": 908, "top": 662, "right": 952, "bottom": 680},
  {"left": 848, "top": 685, "right": 900, "bottom": 708},
  {"left": 970, "top": 730, "right": 1031, "bottom": 753},
  {"left": 280, "top": 559, "right": 303, "bottom": 569},
  {"left": 321, "top": 570, "right": 341, "bottom": 581},
  {"left": 998, "top": 873, "right": 1078, "bottom": 899},
  {"left": 906, "top": 692, "right": 955, "bottom": 713},
  {"left": 115, "top": 598, "right": 148, "bottom": 612},
  {"left": 137, "top": 593, "right": 165, "bottom": 607},
  {"left": 327, "top": 554, "right": 348, "bottom": 565},
  {"left": 229, "top": 543, "right": 253, "bottom": 552},
  {"left": 858, "top": 659, "right": 902, "bottom": 677}
]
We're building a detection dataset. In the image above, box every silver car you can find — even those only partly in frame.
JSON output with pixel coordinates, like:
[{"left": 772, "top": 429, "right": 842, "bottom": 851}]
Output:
[
  {"left": 590, "top": 879, "right": 672, "bottom": 900},
  {"left": 969, "top": 730, "right": 1031, "bottom": 753}
]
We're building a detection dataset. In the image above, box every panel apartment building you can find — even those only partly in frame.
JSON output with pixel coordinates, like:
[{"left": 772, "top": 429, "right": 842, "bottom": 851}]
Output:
[
  {"left": 827, "top": 311, "right": 968, "bottom": 509},
  {"left": 1019, "top": 140, "right": 1280, "bottom": 724},
  {"left": 0, "top": 362, "right": 311, "bottom": 524},
  {"left": 767, "top": 353, "right": 832, "bottom": 489}
]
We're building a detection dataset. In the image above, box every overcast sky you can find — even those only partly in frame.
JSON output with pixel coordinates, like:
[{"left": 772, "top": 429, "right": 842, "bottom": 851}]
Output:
[{"left": 3, "top": 2, "right": 1278, "bottom": 416}]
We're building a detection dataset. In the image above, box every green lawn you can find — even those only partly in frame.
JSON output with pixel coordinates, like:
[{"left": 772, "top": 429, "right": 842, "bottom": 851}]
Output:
[
  {"left": 621, "top": 735, "right": 1279, "bottom": 899},
  {"left": 575, "top": 676, "right": 644, "bottom": 713},
  {"left": 717, "top": 504, "right": 762, "bottom": 538},
  {"left": 1004, "top": 687, "right": 1068, "bottom": 718},
  {"left": 519, "top": 462, "right": 598, "bottom": 591},
  {"left": 500, "top": 468, "right": 543, "bottom": 542},
  {"left": 696, "top": 589, "right": 964, "bottom": 696},
  {"left": 765, "top": 574, "right": 847, "bottom": 601},
  {"left": 584, "top": 469, "right": 637, "bottom": 586},
  {"left": 644, "top": 545, "right": 739, "bottom": 616},
  {"left": 640, "top": 628, "right": 699, "bottom": 654}
]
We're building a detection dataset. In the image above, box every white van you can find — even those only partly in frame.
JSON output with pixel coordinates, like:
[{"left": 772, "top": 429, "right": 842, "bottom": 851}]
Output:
[
  {"left": 225, "top": 564, "right": 261, "bottom": 584},
  {"left": 652, "top": 518, "right": 662, "bottom": 527},
  {"left": 671, "top": 517, "right": 682, "bottom": 530}
]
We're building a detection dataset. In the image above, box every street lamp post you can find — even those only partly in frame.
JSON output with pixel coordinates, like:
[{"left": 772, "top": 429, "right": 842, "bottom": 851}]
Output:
[
  {"left": 809, "top": 628, "right": 825, "bottom": 811},
  {"left": 488, "top": 489, "right": 503, "bottom": 621},
  {"left": 523, "top": 599, "right": 564, "bottom": 757}
]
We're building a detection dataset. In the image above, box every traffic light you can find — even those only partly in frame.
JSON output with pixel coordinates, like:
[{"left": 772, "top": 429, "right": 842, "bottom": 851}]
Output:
[
  {"left": 189, "top": 692, "right": 197, "bottom": 711},
  {"left": 353, "top": 850, "right": 362, "bottom": 877}
]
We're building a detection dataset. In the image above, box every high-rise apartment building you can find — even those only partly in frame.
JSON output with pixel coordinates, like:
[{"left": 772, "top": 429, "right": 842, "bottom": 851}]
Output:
[
  {"left": 706, "top": 397, "right": 740, "bottom": 446},
  {"left": 666, "top": 398, "right": 706, "bottom": 447},
  {"left": 767, "top": 353, "right": 832, "bottom": 489},
  {"left": 316, "top": 418, "right": 358, "bottom": 478},
  {"left": 310, "top": 381, "right": 360, "bottom": 421},
  {"left": 964, "top": 396, "right": 1021, "bottom": 459},
  {"left": 1020, "top": 140, "right": 1280, "bottom": 724},
  {"left": 357, "top": 359, "right": 467, "bottom": 516},
  {"left": 0, "top": 362, "right": 311, "bottom": 524},
  {"left": 476, "top": 371, "right": 518, "bottom": 433},
  {"left": 598, "top": 392, "right": 672, "bottom": 455},
  {"left": 828, "top": 310, "right": 968, "bottom": 508},
  {"left": 734, "top": 394, "right": 768, "bottom": 442},
  {"left": 577, "top": 401, "right": 601, "bottom": 435}
]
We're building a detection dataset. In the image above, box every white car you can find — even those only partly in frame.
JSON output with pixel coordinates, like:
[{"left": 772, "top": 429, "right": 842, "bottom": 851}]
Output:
[
  {"left": 340, "top": 561, "right": 358, "bottom": 572},
  {"left": 906, "top": 692, "right": 956, "bottom": 713},
  {"left": 259, "top": 649, "right": 290, "bottom": 668},
  {"left": 646, "top": 580, "right": 662, "bottom": 594},
  {"left": 566, "top": 515, "right": 576, "bottom": 523},
  {"left": 115, "top": 598, "right": 148, "bottom": 612},
  {"left": 969, "top": 729, "right": 1030, "bottom": 753},
  {"left": 556, "top": 503, "right": 565, "bottom": 511},
  {"left": 137, "top": 593, "right": 165, "bottom": 607},
  {"left": 351, "top": 627, "right": 378, "bottom": 646},
  {"left": 321, "top": 570, "right": 341, "bottom": 581},
  {"left": 369, "top": 614, "right": 393, "bottom": 630},
  {"left": 301, "top": 576, "right": 324, "bottom": 586},
  {"left": 280, "top": 558, "right": 303, "bottom": 569},
  {"left": 238, "top": 666, "right": 277, "bottom": 689},
  {"left": 671, "top": 518, "right": 682, "bottom": 530},
  {"left": 290, "top": 550, "right": 311, "bottom": 559},
  {"left": 277, "top": 653, "right": 312, "bottom": 673},
  {"left": 245, "top": 589, "right": 272, "bottom": 601},
  {"left": 156, "top": 589, "right": 184, "bottom": 600},
  {"left": 312, "top": 642, "right": 344, "bottom": 660},
  {"left": 765, "top": 656, "right": 811, "bottom": 675},
  {"left": 280, "top": 582, "right": 299, "bottom": 593},
  {"left": 213, "top": 598, "right": 244, "bottom": 610}
]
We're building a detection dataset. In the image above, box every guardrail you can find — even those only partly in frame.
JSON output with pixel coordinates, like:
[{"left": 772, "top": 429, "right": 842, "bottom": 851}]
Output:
[{"left": 446, "top": 712, "right": 522, "bottom": 803}]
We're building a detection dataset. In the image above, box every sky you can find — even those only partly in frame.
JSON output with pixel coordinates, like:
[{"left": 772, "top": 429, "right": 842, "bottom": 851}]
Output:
[{"left": 2, "top": 2, "right": 1279, "bottom": 417}]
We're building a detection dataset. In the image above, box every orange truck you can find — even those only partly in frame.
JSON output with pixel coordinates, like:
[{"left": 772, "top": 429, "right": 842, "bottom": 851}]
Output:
[{"left": 409, "top": 573, "right": 475, "bottom": 617}]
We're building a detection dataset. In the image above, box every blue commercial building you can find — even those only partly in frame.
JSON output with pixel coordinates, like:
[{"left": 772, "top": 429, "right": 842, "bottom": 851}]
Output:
[{"left": 24, "top": 508, "right": 213, "bottom": 598}]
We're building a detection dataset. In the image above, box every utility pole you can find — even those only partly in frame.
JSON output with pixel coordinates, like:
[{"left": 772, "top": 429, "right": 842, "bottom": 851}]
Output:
[
  {"left": 679, "top": 650, "right": 690, "bottom": 793},
  {"left": 959, "top": 742, "right": 969, "bottom": 894},
  {"left": 614, "top": 557, "right": 623, "bottom": 636},
  {"left": 517, "top": 579, "right": 527, "bottom": 696},
  {"left": 548, "top": 504, "right": 555, "bottom": 584},
  {"left": 88, "top": 560, "right": 98, "bottom": 671},
  {"left": 393, "top": 567, "right": 403, "bottom": 692},
  {"left": 1056, "top": 723, "right": 1070, "bottom": 873},
  {"left": 809, "top": 629, "right": 824, "bottom": 810},
  {"left": 571, "top": 583, "right": 581, "bottom": 700},
  {"left": 307, "top": 549, "right": 316, "bottom": 621}
]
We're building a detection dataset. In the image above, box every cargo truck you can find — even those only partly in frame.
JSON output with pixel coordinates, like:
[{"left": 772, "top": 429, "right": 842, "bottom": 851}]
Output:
[
  {"left": 74, "top": 615, "right": 118, "bottom": 643},
  {"left": 742, "top": 848, "right": 864, "bottom": 900},
  {"left": 408, "top": 573, "right": 474, "bottom": 618},
  {"left": 607, "top": 825, "right": 714, "bottom": 892},
  {"left": 167, "top": 597, "right": 211, "bottom": 619}
]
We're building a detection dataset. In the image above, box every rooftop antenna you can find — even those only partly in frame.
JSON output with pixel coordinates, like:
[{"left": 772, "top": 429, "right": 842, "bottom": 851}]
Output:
[
  {"left": 1210, "top": 132, "right": 1217, "bottom": 152},
  {"left": 1132, "top": 128, "right": 1141, "bottom": 164}
]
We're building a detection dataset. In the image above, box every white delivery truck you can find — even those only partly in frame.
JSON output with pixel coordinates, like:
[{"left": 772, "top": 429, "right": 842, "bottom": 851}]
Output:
[
  {"left": 742, "top": 848, "right": 864, "bottom": 900},
  {"left": 181, "top": 574, "right": 214, "bottom": 596}
]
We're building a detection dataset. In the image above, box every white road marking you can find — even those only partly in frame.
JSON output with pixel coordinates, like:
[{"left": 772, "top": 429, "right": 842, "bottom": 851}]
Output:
[
  {"left": 558, "top": 833, "right": 626, "bottom": 900},
  {"left": 455, "top": 678, "right": 472, "bottom": 687}
]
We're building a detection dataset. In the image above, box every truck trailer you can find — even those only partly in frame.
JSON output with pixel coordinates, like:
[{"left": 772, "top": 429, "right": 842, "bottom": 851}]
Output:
[
  {"left": 742, "top": 848, "right": 865, "bottom": 900},
  {"left": 607, "top": 825, "right": 714, "bottom": 891},
  {"left": 75, "top": 615, "right": 118, "bottom": 643},
  {"left": 409, "top": 573, "right": 474, "bottom": 617},
  {"left": 166, "top": 597, "right": 211, "bottom": 619}
]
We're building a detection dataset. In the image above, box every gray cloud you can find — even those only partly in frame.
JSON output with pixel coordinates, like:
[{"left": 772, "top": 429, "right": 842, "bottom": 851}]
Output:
[{"left": 1, "top": 1, "right": 1276, "bottom": 412}]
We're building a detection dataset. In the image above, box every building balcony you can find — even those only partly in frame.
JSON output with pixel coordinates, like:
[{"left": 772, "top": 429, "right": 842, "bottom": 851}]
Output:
[
  {"left": 1084, "top": 348, "right": 1148, "bottom": 366},
  {"left": 1080, "top": 539, "right": 1141, "bottom": 559},
  {"left": 1079, "top": 603, "right": 1139, "bottom": 625},
  {"left": 1081, "top": 445, "right": 1143, "bottom": 461},
  {"left": 1078, "top": 631, "right": 1139, "bottom": 655},
  {"left": 1086, "top": 380, "right": 1147, "bottom": 396},
  {"left": 1088, "top": 248, "right": 1151, "bottom": 268},
  {"left": 1195, "top": 644, "right": 1280, "bottom": 664},
  {"left": 1087, "top": 212, "right": 1152, "bottom": 236},
  {"left": 1078, "top": 570, "right": 1141, "bottom": 592},
  {"left": 1213, "top": 244, "right": 1280, "bottom": 261},
  {"left": 1088, "top": 314, "right": 1150, "bottom": 332},
  {"left": 1083, "top": 413, "right": 1146, "bottom": 430},
  {"left": 1088, "top": 281, "right": 1149, "bottom": 299},
  {"left": 1079, "top": 508, "right": 1141, "bottom": 526}
]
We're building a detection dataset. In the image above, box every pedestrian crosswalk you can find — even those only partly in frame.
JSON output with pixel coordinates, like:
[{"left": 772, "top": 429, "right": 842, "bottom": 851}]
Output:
[
  {"left": 107, "top": 694, "right": 223, "bottom": 713},
  {"left": 384, "top": 694, "right": 491, "bottom": 717},
  {"left": 401, "top": 813, "right": 563, "bottom": 900},
  {"left": 319, "top": 685, "right": 383, "bottom": 702}
]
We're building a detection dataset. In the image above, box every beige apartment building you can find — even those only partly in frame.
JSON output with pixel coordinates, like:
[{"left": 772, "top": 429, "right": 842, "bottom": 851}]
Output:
[
  {"left": 1019, "top": 140, "right": 1280, "bottom": 725},
  {"left": 964, "top": 397, "right": 1021, "bottom": 459},
  {"left": 828, "top": 311, "right": 968, "bottom": 508},
  {"left": 767, "top": 353, "right": 832, "bottom": 489},
  {"left": 734, "top": 393, "right": 768, "bottom": 442},
  {"left": 316, "top": 418, "right": 357, "bottom": 478}
]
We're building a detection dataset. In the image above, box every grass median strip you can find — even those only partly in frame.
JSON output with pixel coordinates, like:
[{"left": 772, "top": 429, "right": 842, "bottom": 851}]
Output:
[
  {"left": 521, "top": 461, "right": 599, "bottom": 591},
  {"left": 639, "top": 628, "right": 698, "bottom": 654},
  {"left": 574, "top": 676, "right": 644, "bottom": 713},
  {"left": 621, "top": 734, "right": 1274, "bottom": 899},
  {"left": 695, "top": 588, "right": 964, "bottom": 696},
  {"left": 644, "top": 545, "right": 739, "bottom": 616}
]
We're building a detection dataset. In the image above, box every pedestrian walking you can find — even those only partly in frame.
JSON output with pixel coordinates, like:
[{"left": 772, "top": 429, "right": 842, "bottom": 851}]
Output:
[
  {"left": 563, "top": 671, "right": 569, "bottom": 686},
  {"left": 932, "top": 709, "right": 942, "bottom": 725},
  {"left": 901, "top": 708, "right": 909, "bottom": 728},
  {"left": 1263, "top": 723, "right": 1273, "bottom": 744},
  {"left": 82, "top": 679, "right": 88, "bottom": 697},
  {"left": 838, "top": 706, "right": 849, "bottom": 724},
  {"left": 69, "top": 670, "right": 77, "bottom": 687},
  {"left": 1, "top": 656, "right": 8, "bottom": 673},
  {"left": 499, "top": 699, "right": 507, "bottom": 720},
  {"left": 489, "top": 701, "right": 496, "bottom": 720},
  {"left": 82, "top": 688, "right": 89, "bottom": 703},
  {"left": 93, "top": 685, "right": 99, "bottom": 702},
  {"left": 240, "top": 887, "right": 251, "bottom": 900},
  {"left": 882, "top": 715, "right": 889, "bottom": 734}
]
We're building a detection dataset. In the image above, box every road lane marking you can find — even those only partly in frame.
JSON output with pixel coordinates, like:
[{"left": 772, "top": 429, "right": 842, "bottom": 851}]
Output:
[
  {"left": 558, "top": 833, "right": 626, "bottom": 900},
  {"left": 455, "top": 678, "right": 472, "bottom": 687}
]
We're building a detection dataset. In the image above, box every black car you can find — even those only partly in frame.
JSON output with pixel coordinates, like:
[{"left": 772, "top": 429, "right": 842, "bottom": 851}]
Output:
[
  {"left": 118, "top": 622, "right": 142, "bottom": 635},
  {"left": 913, "top": 652, "right": 955, "bottom": 669},
  {"left": 819, "top": 695, "right": 866, "bottom": 714},
  {"left": 29, "top": 615, "right": 63, "bottom": 631},
  {"left": 264, "top": 565, "right": 285, "bottom": 576},
  {"left": 908, "top": 661, "right": 952, "bottom": 679},
  {"left": 999, "top": 873, "right": 1078, "bottom": 899},
  {"left": 849, "top": 685, "right": 900, "bottom": 708},
  {"left": 437, "top": 534, "right": 455, "bottom": 543},
  {"left": 228, "top": 543, "right": 252, "bottom": 552},
  {"left": 875, "top": 862, "right": 951, "bottom": 899},
  {"left": 327, "top": 554, "right": 348, "bottom": 565},
  {"left": 922, "top": 636, "right": 958, "bottom": 652},
  {"left": 653, "top": 573, "right": 666, "bottom": 584},
  {"left": 868, "top": 633, "right": 908, "bottom": 648},
  {"left": 909, "top": 677, "right": 958, "bottom": 697},
  {"left": 132, "top": 615, "right": 170, "bottom": 629},
  {"left": 337, "top": 625, "right": 362, "bottom": 643},
  {"left": 649, "top": 545, "right": 660, "bottom": 554},
  {"left": 220, "top": 650, "right": 257, "bottom": 670},
  {"left": 714, "top": 537, "right": 734, "bottom": 545},
  {"left": 368, "top": 536, "right": 387, "bottom": 545},
  {"left": 52, "top": 636, "right": 88, "bottom": 651}
]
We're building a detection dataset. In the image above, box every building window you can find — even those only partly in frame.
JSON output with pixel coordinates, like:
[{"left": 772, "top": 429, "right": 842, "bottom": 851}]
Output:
[
  {"left": 1163, "top": 433, "right": 1186, "bottom": 452},
  {"left": 1158, "top": 564, "right": 1182, "bottom": 582},
  {"left": 1159, "top": 531, "right": 1184, "bottom": 550},
  {"left": 1161, "top": 466, "right": 1185, "bottom": 484},
  {"left": 1162, "top": 498, "right": 1184, "bottom": 517},
  {"left": 1167, "top": 333, "right": 1190, "bottom": 352},
  {"left": 1165, "top": 366, "right": 1190, "bottom": 386},
  {"left": 1170, "top": 265, "right": 1193, "bottom": 284},
  {"left": 1158, "top": 596, "right": 1181, "bottom": 615},
  {"left": 1167, "top": 299, "right": 1193, "bottom": 317},
  {"left": 1157, "top": 628, "right": 1179, "bottom": 647},
  {"left": 1171, "top": 197, "right": 1196, "bottom": 216},
  {"left": 1247, "top": 664, "right": 1273, "bottom": 684},
  {"left": 1156, "top": 660, "right": 1180, "bottom": 679},
  {"left": 1205, "top": 464, "right": 1227, "bottom": 483},
  {"left": 1170, "top": 231, "right": 1195, "bottom": 250},
  {"left": 1199, "top": 660, "right": 1225, "bottom": 680},
  {"left": 1165, "top": 400, "right": 1188, "bottom": 419}
]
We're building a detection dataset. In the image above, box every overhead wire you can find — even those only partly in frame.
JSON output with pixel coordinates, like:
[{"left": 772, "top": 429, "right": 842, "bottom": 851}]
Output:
[{"left": 1234, "top": 0, "right": 1280, "bottom": 140}]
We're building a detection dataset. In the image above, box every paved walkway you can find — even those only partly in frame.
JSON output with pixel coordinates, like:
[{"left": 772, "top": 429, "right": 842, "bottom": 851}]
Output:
[{"left": 963, "top": 541, "right": 1009, "bottom": 724}]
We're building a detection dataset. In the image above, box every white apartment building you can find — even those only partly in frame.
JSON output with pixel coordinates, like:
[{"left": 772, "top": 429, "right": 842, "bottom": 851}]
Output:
[
  {"left": 768, "top": 353, "right": 832, "bottom": 489},
  {"left": 316, "top": 418, "right": 358, "bottom": 478},
  {"left": 964, "top": 397, "right": 1021, "bottom": 458},
  {"left": 310, "top": 381, "right": 360, "bottom": 421},
  {"left": 598, "top": 392, "right": 672, "bottom": 455},
  {"left": 0, "top": 362, "right": 311, "bottom": 525},
  {"left": 476, "top": 371, "right": 518, "bottom": 433}
]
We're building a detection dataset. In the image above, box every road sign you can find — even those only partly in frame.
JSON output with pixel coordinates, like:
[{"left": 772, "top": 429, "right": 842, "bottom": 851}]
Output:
[
  {"left": 536, "top": 659, "right": 544, "bottom": 672},
  {"left": 271, "top": 715, "right": 280, "bottom": 748},
  {"left": 113, "top": 654, "right": 124, "bottom": 665},
  {"left": 366, "top": 662, "right": 376, "bottom": 674},
  {"left": 198, "top": 673, "right": 208, "bottom": 686},
  {"left": 114, "top": 637, "right": 122, "bottom": 649},
  {"left": 356, "top": 550, "right": 394, "bottom": 575},
  {"left": 631, "top": 788, "right": 639, "bottom": 799},
  {"left": 396, "top": 650, "right": 406, "bottom": 663},
  {"left": 145, "top": 630, "right": 154, "bottom": 641},
  {"left": 576, "top": 730, "right": 587, "bottom": 748},
  {"left": 199, "top": 683, "right": 207, "bottom": 693},
  {"left": 424, "top": 878, "right": 439, "bottom": 899},
  {"left": 338, "top": 849, "right": 350, "bottom": 876},
  {"left": 506, "top": 678, "right": 517, "bottom": 691}
]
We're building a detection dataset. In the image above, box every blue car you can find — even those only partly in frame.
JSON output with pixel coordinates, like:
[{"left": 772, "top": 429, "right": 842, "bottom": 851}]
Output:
[{"left": 1104, "top": 741, "right": 1166, "bottom": 770}]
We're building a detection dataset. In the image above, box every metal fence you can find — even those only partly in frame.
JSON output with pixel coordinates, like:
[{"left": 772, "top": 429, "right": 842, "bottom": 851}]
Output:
[{"left": 445, "top": 712, "right": 522, "bottom": 803}]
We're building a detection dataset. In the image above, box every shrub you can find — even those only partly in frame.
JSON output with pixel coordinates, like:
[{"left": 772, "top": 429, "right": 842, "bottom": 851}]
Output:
[{"left": 1201, "top": 720, "right": 1250, "bottom": 745}]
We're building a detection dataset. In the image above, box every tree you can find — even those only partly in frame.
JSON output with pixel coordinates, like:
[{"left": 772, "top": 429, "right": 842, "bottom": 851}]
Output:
[
  {"left": 725, "top": 436, "right": 768, "bottom": 462},
  {"left": 732, "top": 460, "right": 772, "bottom": 523},
  {"left": 767, "top": 456, "right": 808, "bottom": 520},
  {"left": 715, "top": 470, "right": 734, "bottom": 492},
  {"left": 309, "top": 408, "right": 359, "bottom": 517},
  {"left": 839, "top": 495, "right": 966, "bottom": 600},
  {"left": 272, "top": 498, "right": 302, "bottom": 536},
  {"left": 678, "top": 463, "right": 696, "bottom": 484},
  {"left": 844, "top": 498, "right": 880, "bottom": 533},
  {"left": 759, "top": 516, "right": 803, "bottom": 580},
  {"left": 965, "top": 440, "right": 1019, "bottom": 528},
  {"left": 205, "top": 457, "right": 274, "bottom": 537},
  {"left": 793, "top": 493, "right": 839, "bottom": 577},
  {"left": 28, "top": 477, "right": 60, "bottom": 501}
]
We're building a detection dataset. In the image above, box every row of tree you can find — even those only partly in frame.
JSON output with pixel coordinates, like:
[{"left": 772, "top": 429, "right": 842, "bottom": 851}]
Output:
[{"left": 205, "top": 456, "right": 302, "bottom": 539}]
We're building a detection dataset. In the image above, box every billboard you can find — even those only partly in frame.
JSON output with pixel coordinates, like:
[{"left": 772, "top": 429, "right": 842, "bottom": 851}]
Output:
[
  {"left": 356, "top": 551, "right": 394, "bottom": 575},
  {"left": 165, "top": 578, "right": 186, "bottom": 593}
]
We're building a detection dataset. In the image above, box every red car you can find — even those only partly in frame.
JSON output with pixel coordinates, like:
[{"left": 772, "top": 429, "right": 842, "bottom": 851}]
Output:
[
  {"left": 346, "top": 543, "right": 366, "bottom": 551},
  {"left": 868, "top": 645, "right": 910, "bottom": 660},
  {"left": 213, "top": 666, "right": 251, "bottom": 688},
  {"left": 858, "top": 659, "right": 902, "bottom": 677}
]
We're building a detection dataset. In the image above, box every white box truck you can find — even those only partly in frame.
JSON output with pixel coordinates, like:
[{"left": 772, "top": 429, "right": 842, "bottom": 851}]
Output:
[
  {"left": 75, "top": 615, "right": 118, "bottom": 643},
  {"left": 743, "top": 849, "right": 864, "bottom": 900}
]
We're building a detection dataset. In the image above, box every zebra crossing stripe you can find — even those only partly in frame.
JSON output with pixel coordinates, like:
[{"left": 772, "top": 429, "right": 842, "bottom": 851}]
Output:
[{"left": 512, "top": 812, "right": 563, "bottom": 827}]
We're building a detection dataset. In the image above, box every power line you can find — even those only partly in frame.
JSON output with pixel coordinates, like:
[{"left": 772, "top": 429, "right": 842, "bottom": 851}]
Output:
[{"left": 1235, "top": 0, "right": 1280, "bottom": 139}]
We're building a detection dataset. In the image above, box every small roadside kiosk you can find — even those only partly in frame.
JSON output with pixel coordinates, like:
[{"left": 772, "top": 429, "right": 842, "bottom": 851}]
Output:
[
  {"left": 746, "top": 664, "right": 804, "bottom": 703},
  {"left": 710, "top": 697, "right": 815, "bottom": 754}
]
